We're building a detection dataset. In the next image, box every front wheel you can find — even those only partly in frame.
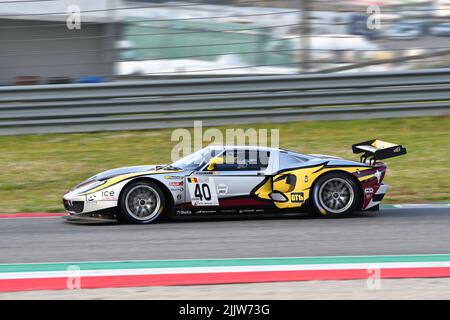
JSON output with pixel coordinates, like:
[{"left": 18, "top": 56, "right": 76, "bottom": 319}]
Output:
[
  {"left": 119, "top": 180, "right": 165, "bottom": 224},
  {"left": 310, "top": 172, "right": 361, "bottom": 218}
]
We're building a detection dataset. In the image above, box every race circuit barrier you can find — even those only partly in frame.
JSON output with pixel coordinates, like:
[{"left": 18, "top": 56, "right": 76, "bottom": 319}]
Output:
[{"left": 0, "top": 68, "right": 450, "bottom": 135}]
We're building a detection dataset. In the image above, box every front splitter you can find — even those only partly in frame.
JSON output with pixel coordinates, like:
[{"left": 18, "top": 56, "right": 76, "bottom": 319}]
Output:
[{"left": 62, "top": 214, "right": 117, "bottom": 224}]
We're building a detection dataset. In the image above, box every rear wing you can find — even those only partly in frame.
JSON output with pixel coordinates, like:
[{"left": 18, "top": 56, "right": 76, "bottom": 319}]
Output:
[{"left": 352, "top": 139, "right": 407, "bottom": 164}]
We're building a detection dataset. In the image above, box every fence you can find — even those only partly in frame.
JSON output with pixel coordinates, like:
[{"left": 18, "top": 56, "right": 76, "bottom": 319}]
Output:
[{"left": 0, "top": 68, "right": 449, "bottom": 135}]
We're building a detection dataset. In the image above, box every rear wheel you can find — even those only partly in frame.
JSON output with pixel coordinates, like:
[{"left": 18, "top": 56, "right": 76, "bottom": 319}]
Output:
[
  {"left": 311, "top": 172, "right": 361, "bottom": 218},
  {"left": 119, "top": 181, "right": 165, "bottom": 224}
]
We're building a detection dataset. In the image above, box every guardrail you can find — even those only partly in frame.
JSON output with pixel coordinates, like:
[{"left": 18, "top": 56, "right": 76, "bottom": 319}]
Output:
[{"left": 1, "top": 68, "right": 450, "bottom": 135}]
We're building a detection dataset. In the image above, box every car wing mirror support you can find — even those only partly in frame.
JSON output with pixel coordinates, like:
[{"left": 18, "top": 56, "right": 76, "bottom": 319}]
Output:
[{"left": 207, "top": 157, "right": 224, "bottom": 171}]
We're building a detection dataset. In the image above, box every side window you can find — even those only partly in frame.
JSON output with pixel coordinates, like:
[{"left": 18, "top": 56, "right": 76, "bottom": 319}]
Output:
[
  {"left": 212, "top": 150, "right": 270, "bottom": 171},
  {"left": 278, "top": 152, "right": 307, "bottom": 167}
]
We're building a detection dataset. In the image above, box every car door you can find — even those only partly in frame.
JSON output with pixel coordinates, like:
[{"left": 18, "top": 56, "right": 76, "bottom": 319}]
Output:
[{"left": 185, "top": 149, "right": 270, "bottom": 209}]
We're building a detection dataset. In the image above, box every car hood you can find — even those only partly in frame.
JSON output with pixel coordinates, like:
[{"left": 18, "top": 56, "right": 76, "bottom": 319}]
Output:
[{"left": 68, "top": 164, "right": 179, "bottom": 195}]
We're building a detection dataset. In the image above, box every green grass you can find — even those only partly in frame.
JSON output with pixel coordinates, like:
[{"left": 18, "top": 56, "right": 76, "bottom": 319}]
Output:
[{"left": 0, "top": 116, "right": 449, "bottom": 213}]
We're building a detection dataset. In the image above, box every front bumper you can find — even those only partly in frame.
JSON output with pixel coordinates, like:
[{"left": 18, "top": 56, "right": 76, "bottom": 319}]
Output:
[
  {"left": 62, "top": 199, "right": 84, "bottom": 213},
  {"left": 62, "top": 193, "right": 117, "bottom": 215},
  {"left": 62, "top": 177, "right": 129, "bottom": 216},
  {"left": 62, "top": 193, "right": 86, "bottom": 214}
]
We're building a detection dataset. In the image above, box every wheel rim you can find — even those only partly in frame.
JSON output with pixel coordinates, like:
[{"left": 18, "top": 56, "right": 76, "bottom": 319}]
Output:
[
  {"left": 125, "top": 185, "right": 161, "bottom": 221},
  {"left": 318, "top": 178, "right": 354, "bottom": 214}
]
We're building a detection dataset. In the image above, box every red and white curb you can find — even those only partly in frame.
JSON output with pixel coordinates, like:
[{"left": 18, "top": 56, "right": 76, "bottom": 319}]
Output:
[{"left": 1, "top": 255, "right": 450, "bottom": 292}]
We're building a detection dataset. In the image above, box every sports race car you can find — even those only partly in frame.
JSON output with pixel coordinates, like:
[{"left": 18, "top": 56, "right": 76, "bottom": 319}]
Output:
[{"left": 62, "top": 140, "right": 406, "bottom": 224}]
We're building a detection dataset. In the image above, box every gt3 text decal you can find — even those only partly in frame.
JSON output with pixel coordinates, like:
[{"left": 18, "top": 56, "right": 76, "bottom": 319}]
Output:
[{"left": 291, "top": 192, "right": 305, "bottom": 203}]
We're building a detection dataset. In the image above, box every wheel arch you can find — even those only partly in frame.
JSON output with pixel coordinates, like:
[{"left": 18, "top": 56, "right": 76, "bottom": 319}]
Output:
[
  {"left": 311, "top": 169, "right": 364, "bottom": 210},
  {"left": 119, "top": 177, "right": 175, "bottom": 216}
]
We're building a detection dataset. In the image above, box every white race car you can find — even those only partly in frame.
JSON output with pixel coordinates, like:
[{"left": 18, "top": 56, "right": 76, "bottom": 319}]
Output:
[{"left": 63, "top": 141, "right": 406, "bottom": 224}]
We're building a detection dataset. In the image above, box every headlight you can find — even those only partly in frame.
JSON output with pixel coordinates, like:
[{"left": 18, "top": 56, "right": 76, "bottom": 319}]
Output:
[{"left": 72, "top": 180, "right": 106, "bottom": 195}]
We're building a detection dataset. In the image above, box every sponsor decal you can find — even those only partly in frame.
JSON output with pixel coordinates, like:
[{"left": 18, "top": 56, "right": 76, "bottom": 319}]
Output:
[
  {"left": 196, "top": 210, "right": 217, "bottom": 214},
  {"left": 164, "top": 175, "right": 183, "bottom": 180},
  {"left": 176, "top": 210, "right": 192, "bottom": 215},
  {"left": 365, "top": 188, "right": 374, "bottom": 194},
  {"left": 177, "top": 194, "right": 182, "bottom": 200},
  {"left": 291, "top": 192, "right": 305, "bottom": 203},
  {"left": 87, "top": 194, "right": 97, "bottom": 202},
  {"left": 217, "top": 184, "right": 228, "bottom": 195},
  {"left": 365, "top": 187, "right": 375, "bottom": 200},
  {"left": 102, "top": 190, "right": 115, "bottom": 201},
  {"left": 169, "top": 181, "right": 184, "bottom": 187}
]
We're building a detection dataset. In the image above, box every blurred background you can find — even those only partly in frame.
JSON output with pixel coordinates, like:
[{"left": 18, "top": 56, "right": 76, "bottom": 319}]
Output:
[
  {"left": 2, "top": 0, "right": 450, "bottom": 85},
  {"left": 0, "top": 0, "right": 448, "bottom": 213}
]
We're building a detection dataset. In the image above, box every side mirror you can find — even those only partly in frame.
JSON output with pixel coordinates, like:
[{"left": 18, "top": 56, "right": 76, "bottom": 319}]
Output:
[{"left": 207, "top": 157, "right": 224, "bottom": 171}]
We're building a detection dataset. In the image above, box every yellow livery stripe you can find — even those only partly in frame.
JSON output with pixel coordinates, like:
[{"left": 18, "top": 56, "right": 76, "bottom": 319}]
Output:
[
  {"left": 85, "top": 170, "right": 179, "bottom": 195},
  {"left": 358, "top": 173, "right": 375, "bottom": 182}
]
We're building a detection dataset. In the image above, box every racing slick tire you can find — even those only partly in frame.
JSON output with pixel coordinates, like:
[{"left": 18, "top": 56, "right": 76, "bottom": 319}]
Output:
[
  {"left": 310, "top": 172, "right": 361, "bottom": 218},
  {"left": 118, "top": 180, "right": 165, "bottom": 224}
]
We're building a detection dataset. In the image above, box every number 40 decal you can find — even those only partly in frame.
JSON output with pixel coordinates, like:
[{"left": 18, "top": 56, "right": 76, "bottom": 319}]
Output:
[
  {"left": 188, "top": 177, "right": 219, "bottom": 206},
  {"left": 194, "top": 183, "right": 211, "bottom": 201}
]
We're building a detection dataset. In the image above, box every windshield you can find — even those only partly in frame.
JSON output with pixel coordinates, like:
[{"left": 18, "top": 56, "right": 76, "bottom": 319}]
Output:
[{"left": 166, "top": 147, "right": 223, "bottom": 171}]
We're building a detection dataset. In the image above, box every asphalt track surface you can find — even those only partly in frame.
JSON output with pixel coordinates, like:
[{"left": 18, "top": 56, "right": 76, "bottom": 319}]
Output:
[{"left": 0, "top": 207, "right": 449, "bottom": 264}]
